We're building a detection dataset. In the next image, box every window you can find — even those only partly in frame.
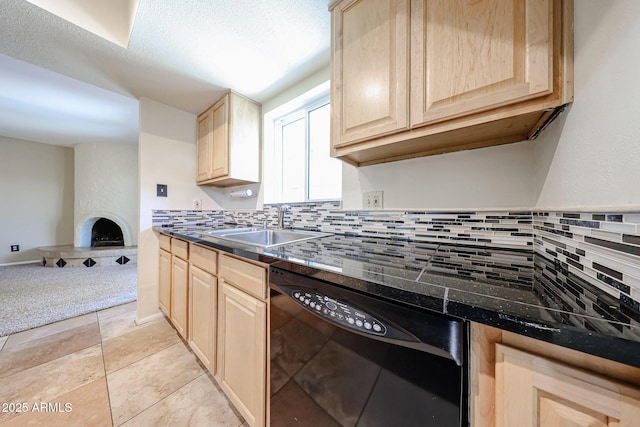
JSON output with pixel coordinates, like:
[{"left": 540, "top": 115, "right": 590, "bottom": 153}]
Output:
[{"left": 264, "top": 83, "right": 342, "bottom": 203}]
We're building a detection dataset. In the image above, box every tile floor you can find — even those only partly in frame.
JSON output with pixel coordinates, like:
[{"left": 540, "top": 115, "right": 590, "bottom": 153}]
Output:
[{"left": 0, "top": 302, "right": 246, "bottom": 426}]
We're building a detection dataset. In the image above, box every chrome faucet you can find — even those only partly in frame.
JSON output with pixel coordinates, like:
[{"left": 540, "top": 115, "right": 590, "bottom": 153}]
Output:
[{"left": 277, "top": 205, "right": 289, "bottom": 229}]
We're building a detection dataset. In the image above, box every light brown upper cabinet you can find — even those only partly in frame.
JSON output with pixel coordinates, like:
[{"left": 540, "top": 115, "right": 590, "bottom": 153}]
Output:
[
  {"left": 331, "top": 0, "right": 410, "bottom": 146},
  {"left": 330, "top": 0, "right": 574, "bottom": 166},
  {"left": 197, "top": 91, "right": 261, "bottom": 186}
]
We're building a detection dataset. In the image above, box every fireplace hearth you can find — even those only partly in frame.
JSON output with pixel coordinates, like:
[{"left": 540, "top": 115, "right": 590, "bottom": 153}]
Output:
[{"left": 39, "top": 214, "right": 137, "bottom": 268}]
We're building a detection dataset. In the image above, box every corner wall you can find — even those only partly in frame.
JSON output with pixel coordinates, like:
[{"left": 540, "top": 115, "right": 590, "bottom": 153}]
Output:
[
  {"left": 534, "top": 1, "right": 640, "bottom": 211},
  {"left": 0, "top": 136, "right": 74, "bottom": 264},
  {"left": 137, "top": 97, "right": 223, "bottom": 323}
]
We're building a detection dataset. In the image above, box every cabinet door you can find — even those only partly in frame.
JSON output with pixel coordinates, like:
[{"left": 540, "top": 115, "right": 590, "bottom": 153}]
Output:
[
  {"left": 218, "top": 281, "right": 266, "bottom": 427},
  {"left": 197, "top": 109, "right": 213, "bottom": 182},
  {"left": 331, "top": 0, "right": 409, "bottom": 148},
  {"left": 170, "top": 255, "right": 189, "bottom": 340},
  {"left": 189, "top": 265, "right": 216, "bottom": 372},
  {"left": 496, "top": 344, "right": 640, "bottom": 427},
  {"left": 158, "top": 249, "right": 171, "bottom": 316},
  {"left": 411, "top": 0, "right": 555, "bottom": 127},
  {"left": 210, "top": 95, "right": 230, "bottom": 179}
]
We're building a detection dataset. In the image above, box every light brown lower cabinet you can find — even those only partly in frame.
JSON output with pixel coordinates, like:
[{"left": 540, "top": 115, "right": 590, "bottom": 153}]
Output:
[
  {"left": 496, "top": 344, "right": 640, "bottom": 427},
  {"left": 158, "top": 237, "right": 268, "bottom": 427},
  {"left": 170, "top": 254, "right": 189, "bottom": 340},
  {"left": 188, "top": 264, "right": 217, "bottom": 372},
  {"left": 217, "top": 255, "right": 268, "bottom": 427},
  {"left": 472, "top": 323, "right": 640, "bottom": 427},
  {"left": 158, "top": 248, "right": 171, "bottom": 316},
  {"left": 217, "top": 282, "right": 267, "bottom": 427}
]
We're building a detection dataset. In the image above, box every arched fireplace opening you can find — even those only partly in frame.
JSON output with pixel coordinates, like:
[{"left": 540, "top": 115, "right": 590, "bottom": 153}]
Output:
[{"left": 91, "top": 218, "right": 124, "bottom": 247}]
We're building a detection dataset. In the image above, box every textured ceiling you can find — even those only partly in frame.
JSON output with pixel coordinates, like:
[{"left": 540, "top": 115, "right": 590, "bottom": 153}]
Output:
[{"left": 0, "top": 0, "right": 331, "bottom": 146}]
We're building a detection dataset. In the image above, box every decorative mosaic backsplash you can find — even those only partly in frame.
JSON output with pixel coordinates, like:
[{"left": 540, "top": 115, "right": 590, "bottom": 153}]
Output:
[
  {"left": 425, "top": 245, "right": 534, "bottom": 289},
  {"left": 152, "top": 204, "right": 640, "bottom": 324},
  {"left": 152, "top": 210, "right": 224, "bottom": 229},
  {"left": 225, "top": 202, "right": 533, "bottom": 250},
  {"left": 533, "top": 212, "right": 640, "bottom": 339}
]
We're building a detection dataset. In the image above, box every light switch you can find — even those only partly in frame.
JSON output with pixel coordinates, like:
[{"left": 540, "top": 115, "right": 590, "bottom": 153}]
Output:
[{"left": 157, "top": 184, "right": 167, "bottom": 197}]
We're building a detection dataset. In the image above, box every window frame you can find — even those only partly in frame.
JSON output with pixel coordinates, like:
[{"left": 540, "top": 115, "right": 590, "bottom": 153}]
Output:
[{"left": 266, "top": 92, "right": 339, "bottom": 204}]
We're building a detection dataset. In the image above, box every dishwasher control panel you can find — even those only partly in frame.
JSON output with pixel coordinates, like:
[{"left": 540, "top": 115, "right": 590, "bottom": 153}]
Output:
[{"left": 289, "top": 289, "right": 388, "bottom": 336}]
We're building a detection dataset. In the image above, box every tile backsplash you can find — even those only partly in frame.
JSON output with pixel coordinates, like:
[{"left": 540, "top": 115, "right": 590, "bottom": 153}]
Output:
[
  {"left": 152, "top": 210, "right": 224, "bottom": 229},
  {"left": 226, "top": 202, "right": 533, "bottom": 250},
  {"left": 152, "top": 204, "right": 640, "bottom": 316},
  {"left": 533, "top": 212, "right": 640, "bottom": 337}
]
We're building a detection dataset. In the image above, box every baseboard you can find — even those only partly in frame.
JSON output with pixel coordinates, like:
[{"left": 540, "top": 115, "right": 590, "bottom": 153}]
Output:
[
  {"left": 0, "top": 260, "right": 41, "bottom": 267},
  {"left": 136, "top": 312, "right": 165, "bottom": 325}
]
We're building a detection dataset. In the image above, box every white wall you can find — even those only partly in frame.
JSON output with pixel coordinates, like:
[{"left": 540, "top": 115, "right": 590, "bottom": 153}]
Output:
[
  {"left": 137, "top": 97, "right": 223, "bottom": 323},
  {"left": 0, "top": 137, "right": 74, "bottom": 264},
  {"left": 534, "top": 1, "right": 640, "bottom": 211},
  {"left": 342, "top": 141, "right": 534, "bottom": 210},
  {"left": 74, "top": 143, "right": 138, "bottom": 246}
]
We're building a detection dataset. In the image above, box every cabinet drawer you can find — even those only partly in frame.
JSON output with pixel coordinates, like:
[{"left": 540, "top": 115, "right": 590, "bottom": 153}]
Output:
[
  {"left": 159, "top": 233, "right": 171, "bottom": 252},
  {"left": 190, "top": 244, "right": 217, "bottom": 274},
  {"left": 219, "top": 255, "right": 266, "bottom": 300},
  {"left": 171, "top": 238, "right": 189, "bottom": 260}
]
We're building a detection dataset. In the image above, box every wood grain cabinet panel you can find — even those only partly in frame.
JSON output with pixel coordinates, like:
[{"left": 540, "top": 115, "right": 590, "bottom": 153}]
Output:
[
  {"left": 170, "top": 254, "right": 189, "bottom": 340},
  {"left": 170, "top": 237, "right": 188, "bottom": 260},
  {"left": 217, "top": 281, "right": 267, "bottom": 427},
  {"left": 197, "top": 108, "right": 214, "bottom": 182},
  {"left": 190, "top": 243, "right": 217, "bottom": 275},
  {"left": 471, "top": 323, "right": 640, "bottom": 427},
  {"left": 219, "top": 254, "right": 267, "bottom": 300},
  {"left": 331, "top": 0, "right": 409, "bottom": 147},
  {"left": 158, "top": 248, "right": 171, "bottom": 316},
  {"left": 210, "top": 95, "right": 230, "bottom": 179},
  {"left": 189, "top": 264, "right": 217, "bottom": 372},
  {"left": 197, "top": 99, "right": 228, "bottom": 182},
  {"left": 496, "top": 344, "right": 640, "bottom": 427},
  {"left": 411, "top": 0, "right": 554, "bottom": 127},
  {"left": 158, "top": 233, "right": 171, "bottom": 252}
]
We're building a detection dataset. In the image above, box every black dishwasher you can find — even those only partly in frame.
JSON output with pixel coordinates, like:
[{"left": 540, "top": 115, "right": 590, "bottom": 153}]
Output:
[{"left": 269, "top": 267, "right": 469, "bottom": 427}]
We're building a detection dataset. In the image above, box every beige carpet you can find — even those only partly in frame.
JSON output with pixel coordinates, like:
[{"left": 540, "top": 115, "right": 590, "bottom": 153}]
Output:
[{"left": 0, "top": 263, "right": 137, "bottom": 336}]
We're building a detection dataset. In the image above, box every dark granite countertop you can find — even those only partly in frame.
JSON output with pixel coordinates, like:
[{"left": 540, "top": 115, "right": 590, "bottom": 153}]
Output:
[{"left": 155, "top": 225, "right": 640, "bottom": 368}]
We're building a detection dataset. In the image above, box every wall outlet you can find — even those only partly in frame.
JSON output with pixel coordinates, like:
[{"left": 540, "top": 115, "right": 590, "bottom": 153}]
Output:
[
  {"left": 193, "top": 199, "right": 202, "bottom": 210},
  {"left": 10, "top": 244, "right": 19, "bottom": 252},
  {"left": 363, "top": 191, "right": 383, "bottom": 209}
]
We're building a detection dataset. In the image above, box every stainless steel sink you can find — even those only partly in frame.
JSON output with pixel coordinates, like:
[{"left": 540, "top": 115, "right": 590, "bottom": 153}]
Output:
[{"left": 206, "top": 229, "right": 331, "bottom": 248}]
